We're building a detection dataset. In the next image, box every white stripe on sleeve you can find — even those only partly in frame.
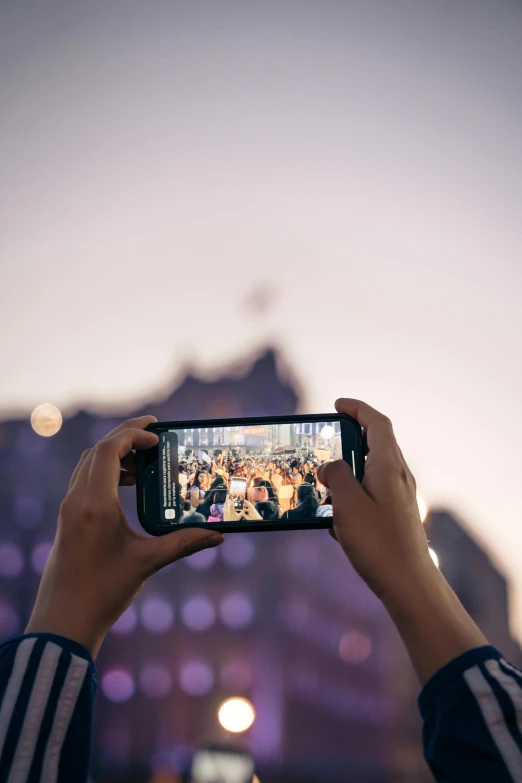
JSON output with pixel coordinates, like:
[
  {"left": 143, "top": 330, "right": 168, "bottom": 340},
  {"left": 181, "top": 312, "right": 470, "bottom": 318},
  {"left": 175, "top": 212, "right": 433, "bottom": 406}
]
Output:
[
  {"left": 464, "top": 665, "right": 522, "bottom": 782},
  {"left": 0, "top": 638, "right": 38, "bottom": 757},
  {"left": 39, "top": 653, "right": 89, "bottom": 783},
  {"left": 485, "top": 660, "right": 522, "bottom": 741},
  {"left": 7, "top": 641, "right": 62, "bottom": 783},
  {"left": 501, "top": 659, "right": 522, "bottom": 684}
]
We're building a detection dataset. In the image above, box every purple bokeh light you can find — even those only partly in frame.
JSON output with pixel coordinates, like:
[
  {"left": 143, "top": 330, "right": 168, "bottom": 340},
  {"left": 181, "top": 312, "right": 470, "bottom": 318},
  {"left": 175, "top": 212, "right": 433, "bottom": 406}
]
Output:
[
  {"left": 0, "top": 542, "right": 24, "bottom": 578},
  {"left": 219, "top": 593, "right": 254, "bottom": 629},
  {"left": 184, "top": 547, "right": 218, "bottom": 570},
  {"left": 101, "top": 669, "right": 135, "bottom": 702},
  {"left": 111, "top": 604, "right": 138, "bottom": 635},
  {"left": 181, "top": 597, "right": 215, "bottom": 631},
  {"left": 30, "top": 541, "right": 53, "bottom": 575},
  {"left": 219, "top": 659, "right": 253, "bottom": 691},
  {"left": 138, "top": 664, "right": 172, "bottom": 698},
  {"left": 221, "top": 534, "right": 256, "bottom": 568},
  {"left": 140, "top": 597, "right": 175, "bottom": 633},
  {"left": 179, "top": 660, "right": 214, "bottom": 696}
]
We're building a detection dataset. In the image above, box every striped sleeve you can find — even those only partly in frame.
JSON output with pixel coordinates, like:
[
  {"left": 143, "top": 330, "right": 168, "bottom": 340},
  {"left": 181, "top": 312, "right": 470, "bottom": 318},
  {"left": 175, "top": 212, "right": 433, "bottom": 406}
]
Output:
[
  {"left": 419, "top": 645, "right": 522, "bottom": 782},
  {"left": 0, "top": 633, "right": 96, "bottom": 783}
]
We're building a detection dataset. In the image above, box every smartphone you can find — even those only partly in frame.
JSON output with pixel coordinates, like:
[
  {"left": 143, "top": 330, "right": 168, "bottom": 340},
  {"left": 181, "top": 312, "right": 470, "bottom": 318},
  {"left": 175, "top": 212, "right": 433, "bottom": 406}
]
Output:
[
  {"left": 229, "top": 476, "right": 247, "bottom": 511},
  {"left": 190, "top": 745, "right": 254, "bottom": 783},
  {"left": 136, "top": 413, "right": 364, "bottom": 535}
]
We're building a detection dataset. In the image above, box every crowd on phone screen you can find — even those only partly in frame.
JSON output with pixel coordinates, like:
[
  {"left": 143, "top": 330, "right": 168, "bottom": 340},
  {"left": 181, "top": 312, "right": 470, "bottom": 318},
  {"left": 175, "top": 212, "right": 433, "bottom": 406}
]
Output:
[{"left": 177, "top": 454, "right": 333, "bottom": 524}]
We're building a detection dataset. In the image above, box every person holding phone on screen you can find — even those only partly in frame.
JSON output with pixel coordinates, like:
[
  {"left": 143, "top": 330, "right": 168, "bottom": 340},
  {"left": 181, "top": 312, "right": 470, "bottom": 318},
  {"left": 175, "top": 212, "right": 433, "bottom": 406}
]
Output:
[{"left": 0, "top": 401, "right": 521, "bottom": 783}]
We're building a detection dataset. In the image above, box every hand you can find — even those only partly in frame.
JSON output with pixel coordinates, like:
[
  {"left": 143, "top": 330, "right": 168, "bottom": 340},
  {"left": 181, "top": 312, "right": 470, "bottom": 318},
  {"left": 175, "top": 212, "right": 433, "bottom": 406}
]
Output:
[
  {"left": 25, "top": 416, "right": 224, "bottom": 657},
  {"left": 319, "top": 399, "right": 433, "bottom": 601},
  {"left": 319, "top": 398, "right": 487, "bottom": 684},
  {"left": 224, "top": 497, "right": 242, "bottom": 522},
  {"left": 241, "top": 500, "right": 262, "bottom": 521}
]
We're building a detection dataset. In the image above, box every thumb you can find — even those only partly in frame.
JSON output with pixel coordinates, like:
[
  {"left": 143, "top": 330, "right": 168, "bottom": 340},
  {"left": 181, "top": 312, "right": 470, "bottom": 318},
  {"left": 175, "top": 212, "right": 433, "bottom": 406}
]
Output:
[
  {"left": 318, "top": 459, "right": 367, "bottom": 513},
  {"left": 144, "top": 528, "right": 224, "bottom": 573}
]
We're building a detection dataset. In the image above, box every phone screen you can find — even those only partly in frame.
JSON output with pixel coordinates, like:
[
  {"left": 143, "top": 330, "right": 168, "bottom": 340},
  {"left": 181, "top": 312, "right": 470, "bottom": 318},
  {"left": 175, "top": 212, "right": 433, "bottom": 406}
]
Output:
[
  {"left": 190, "top": 747, "right": 254, "bottom": 783},
  {"left": 229, "top": 476, "right": 247, "bottom": 511},
  {"left": 155, "top": 417, "right": 356, "bottom": 527}
]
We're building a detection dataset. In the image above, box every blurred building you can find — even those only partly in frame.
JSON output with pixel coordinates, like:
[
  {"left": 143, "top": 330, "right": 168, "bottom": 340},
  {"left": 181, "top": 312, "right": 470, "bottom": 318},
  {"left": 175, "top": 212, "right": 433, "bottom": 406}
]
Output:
[{"left": 425, "top": 509, "right": 522, "bottom": 666}]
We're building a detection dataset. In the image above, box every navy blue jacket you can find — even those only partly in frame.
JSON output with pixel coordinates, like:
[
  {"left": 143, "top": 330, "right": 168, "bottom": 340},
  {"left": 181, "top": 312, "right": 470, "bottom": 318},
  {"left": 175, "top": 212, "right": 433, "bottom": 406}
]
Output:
[{"left": 1, "top": 634, "right": 522, "bottom": 782}]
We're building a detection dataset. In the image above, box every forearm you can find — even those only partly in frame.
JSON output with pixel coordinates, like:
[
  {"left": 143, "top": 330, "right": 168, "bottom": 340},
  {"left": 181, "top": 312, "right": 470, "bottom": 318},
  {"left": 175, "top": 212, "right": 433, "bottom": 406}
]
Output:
[
  {"left": 0, "top": 633, "right": 96, "bottom": 783},
  {"left": 382, "top": 563, "right": 488, "bottom": 685}
]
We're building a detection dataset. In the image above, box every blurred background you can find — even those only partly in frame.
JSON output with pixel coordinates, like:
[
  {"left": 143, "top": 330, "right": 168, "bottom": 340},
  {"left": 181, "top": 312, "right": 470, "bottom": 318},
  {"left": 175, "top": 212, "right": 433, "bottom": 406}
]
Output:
[{"left": 1, "top": 0, "right": 522, "bottom": 780}]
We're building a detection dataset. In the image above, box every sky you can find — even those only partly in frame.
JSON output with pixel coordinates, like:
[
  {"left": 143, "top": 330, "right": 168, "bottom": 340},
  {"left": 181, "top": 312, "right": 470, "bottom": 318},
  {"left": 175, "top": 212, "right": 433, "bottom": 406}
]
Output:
[{"left": 1, "top": 0, "right": 522, "bottom": 636}]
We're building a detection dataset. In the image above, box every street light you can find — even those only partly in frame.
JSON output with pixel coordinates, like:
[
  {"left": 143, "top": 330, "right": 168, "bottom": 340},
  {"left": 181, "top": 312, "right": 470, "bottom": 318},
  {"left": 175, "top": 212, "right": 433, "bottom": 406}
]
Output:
[
  {"left": 218, "top": 697, "right": 256, "bottom": 733},
  {"left": 30, "top": 403, "right": 62, "bottom": 437}
]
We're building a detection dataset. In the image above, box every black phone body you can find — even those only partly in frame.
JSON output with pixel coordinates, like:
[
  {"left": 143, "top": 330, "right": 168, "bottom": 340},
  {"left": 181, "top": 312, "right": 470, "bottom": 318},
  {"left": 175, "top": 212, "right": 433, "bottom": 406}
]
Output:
[{"left": 136, "top": 413, "right": 363, "bottom": 536}]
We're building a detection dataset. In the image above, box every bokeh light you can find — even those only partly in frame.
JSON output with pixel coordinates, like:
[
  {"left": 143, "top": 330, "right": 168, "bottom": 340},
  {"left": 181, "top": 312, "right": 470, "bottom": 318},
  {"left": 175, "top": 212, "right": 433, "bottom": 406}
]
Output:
[
  {"left": 179, "top": 660, "right": 214, "bottom": 696},
  {"left": 221, "top": 535, "right": 256, "bottom": 568},
  {"left": 338, "top": 630, "right": 372, "bottom": 664},
  {"left": 184, "top": 547, "right": 218, "bottom": 570},
  {"left": 30, "top": 403, "right": 62, "bottom": 437},
  {"left": 101, "top": 669, "right": 135, "bottom": 702},
  {"left": 111, "top": 604, "right": 138, "bottom": 635},
  {"left": 218, "top": 697, "right": 256, "bottom": 733},
  {"left": 138, "top": 664, "right": 172, "bottom": 698},
  {"left": 181, "top": 597, "right": 216, "bottom": 631},
  {"left": 219, "top": 593, "right": 254, "bottom": 629},
  {"left": 140, "top": 597, "right": 175, "bottom": 633},
  {"left": 417, "top": 495, "right": 428, "bottom": 523},
  {"left": 429, "top": 547, "right": 440, "bottom": 568},
  {"left": 30, "top": 541, "right": 53, "bottom": 575},
  {"left": 0, "top": 542, "right": 24, "bottom": 579}
]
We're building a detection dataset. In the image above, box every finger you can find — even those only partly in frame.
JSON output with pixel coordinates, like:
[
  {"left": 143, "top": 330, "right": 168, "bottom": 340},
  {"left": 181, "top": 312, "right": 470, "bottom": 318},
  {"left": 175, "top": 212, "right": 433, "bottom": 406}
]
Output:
[
  {"left": 144, "top": 528, "right": 224, "bottom": 573},
  {"left": 120, "top": 452, "right": 137, "bottom": 479},
  {"left": 87, "top": 428, "right": 159, "bottom": 500},
  {"left": 102, "top": 415, "right": 158, "bottom": 440},
  {"left": 318, "top": 459, "right": 369, "bottom": 514},
  {"left": 68, "top": 448, "right": 92, "bottom": 490},
  {"left": 335, "top": 398, "right": 399, "bottom": 457},
  {"left": 119, "top": 471, "right": 137, "bottom": 487},
  {"left": 70, "top": 418, "right": 157, "bottom": 493}
]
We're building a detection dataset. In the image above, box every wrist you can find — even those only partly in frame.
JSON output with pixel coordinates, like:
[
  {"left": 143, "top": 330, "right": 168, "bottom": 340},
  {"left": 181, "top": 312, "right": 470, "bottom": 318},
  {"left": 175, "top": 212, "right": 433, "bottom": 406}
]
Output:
[
  {"left": 378, "top": 560, "right": 488, "bottom": 684},
  {"left": 25, "top": 610, "right": 106, "bottom": 659},
  {"left": 378, "top": 557, "right": 444, "bottom": 616}
]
